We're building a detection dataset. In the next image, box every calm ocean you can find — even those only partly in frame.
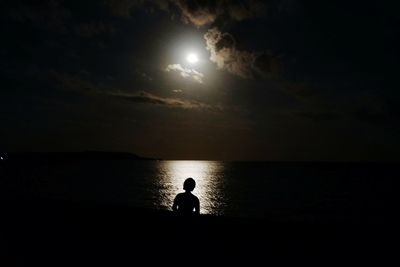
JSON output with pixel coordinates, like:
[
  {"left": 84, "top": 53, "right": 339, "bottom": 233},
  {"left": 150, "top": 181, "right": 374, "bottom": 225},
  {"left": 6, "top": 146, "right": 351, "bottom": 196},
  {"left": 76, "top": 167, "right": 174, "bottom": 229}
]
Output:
[{"left": 2, "top": 160, "right": 398, "bottom": 220}]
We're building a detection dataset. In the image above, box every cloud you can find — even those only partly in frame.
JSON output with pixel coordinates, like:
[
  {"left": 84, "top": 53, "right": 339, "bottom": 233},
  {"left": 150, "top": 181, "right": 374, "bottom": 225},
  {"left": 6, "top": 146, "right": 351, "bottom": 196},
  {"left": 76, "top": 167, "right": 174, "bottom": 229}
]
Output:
[
  {"left": 51, "top": 71, "right": 215, "bottom": 110},
  {"left": 103, "top": 0, "right": 170, "bottom": 18},
  {"left": 172, "top": 0, "right": 219, "bottom": 26},
  {"left": 102, "top": 1, "right": 266, "bottom": 26},
  {"left": 204, "top": 28, "right": 282, "bottom": 79},
  {"left": 103, "top": 0, "right": 144, "bottom": 18},
  {"left": 49, "top": 71, "right": 215, "bottom": 110},
  {"left": 165, "top": 64, "right": 204, "bottom": 83},
  {"left": 171, "top": 0, "right": 266, "bottom": 27},
  {"left": 111, "top": 91, "right": 215, "bottom": 110}
]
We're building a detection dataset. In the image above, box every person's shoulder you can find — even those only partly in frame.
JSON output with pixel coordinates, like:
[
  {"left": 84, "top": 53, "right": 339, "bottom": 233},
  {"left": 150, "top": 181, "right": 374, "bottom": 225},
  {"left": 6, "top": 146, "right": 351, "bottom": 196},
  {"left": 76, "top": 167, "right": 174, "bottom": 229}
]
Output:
[{"left": 175, "top": 192, "right": 185, "bottom": 199}]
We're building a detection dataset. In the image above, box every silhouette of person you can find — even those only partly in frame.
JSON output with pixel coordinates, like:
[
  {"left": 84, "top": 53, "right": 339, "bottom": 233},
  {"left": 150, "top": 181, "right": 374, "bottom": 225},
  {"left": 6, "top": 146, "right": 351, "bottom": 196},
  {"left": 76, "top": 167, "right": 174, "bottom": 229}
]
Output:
[{"left": 172, "top": 178, "right": 200, "bottom": 215}]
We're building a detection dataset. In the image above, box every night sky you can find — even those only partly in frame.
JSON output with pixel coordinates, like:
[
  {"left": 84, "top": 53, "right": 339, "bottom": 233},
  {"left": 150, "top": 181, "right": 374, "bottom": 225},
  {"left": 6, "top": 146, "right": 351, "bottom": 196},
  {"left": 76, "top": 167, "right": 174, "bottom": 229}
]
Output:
[{"left": 1, "top": 0, "right": 399, "bottom": 161}]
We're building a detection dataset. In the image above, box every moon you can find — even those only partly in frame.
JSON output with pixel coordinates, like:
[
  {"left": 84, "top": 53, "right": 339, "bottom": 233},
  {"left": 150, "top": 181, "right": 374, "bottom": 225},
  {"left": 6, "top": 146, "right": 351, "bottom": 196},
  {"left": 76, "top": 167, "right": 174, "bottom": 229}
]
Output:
[{"left": 186, "top": 53, "right": 199, "bottom": 64}]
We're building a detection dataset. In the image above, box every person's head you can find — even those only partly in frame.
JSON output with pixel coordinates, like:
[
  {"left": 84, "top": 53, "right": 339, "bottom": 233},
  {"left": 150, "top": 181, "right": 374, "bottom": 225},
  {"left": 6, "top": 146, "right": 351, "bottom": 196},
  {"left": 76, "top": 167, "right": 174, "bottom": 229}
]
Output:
[{"left": 183, "top": 178, "right": 196, "bottom": 192}]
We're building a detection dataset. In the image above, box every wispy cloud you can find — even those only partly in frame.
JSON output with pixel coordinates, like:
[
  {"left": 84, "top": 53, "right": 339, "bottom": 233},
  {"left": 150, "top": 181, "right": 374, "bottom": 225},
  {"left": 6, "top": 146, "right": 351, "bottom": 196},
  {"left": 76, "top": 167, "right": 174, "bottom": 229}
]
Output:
[
  {"left": 165, "top": 64, "right": 204, "bottom": 84},
  {"left": 110, "top": 91, "right": 216, "bottom": 110},
  {"left": 49, "top": 71, "right": 216, "bottom": 111}
]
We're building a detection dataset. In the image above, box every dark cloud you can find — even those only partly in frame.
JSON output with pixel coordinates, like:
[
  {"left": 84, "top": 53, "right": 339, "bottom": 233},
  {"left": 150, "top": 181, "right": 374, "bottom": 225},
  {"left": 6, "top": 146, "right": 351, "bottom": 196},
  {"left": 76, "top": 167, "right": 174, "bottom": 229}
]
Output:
[
  {"left": 227, "top": 0, "right": 267, "bottom": 21},
  {"left": 110, "top": 91, "right": 216, "bottom": 110},
  {"left": 204, "top": 28, "right": 281, "bottom": 79},
  {"left": 103, "top": 0, "right": 170, "bottom": 18},
  {"left": 103, "top": 0, "right": 143, "bottom": 18},
  {"left": 171, "top": 0, "right": 266, "bottom": 27},
  {"left": 253, "top": 53, "right": 284, "bottom": 78},
  {"left": 102, "top": 0, "right": 266, "bottom": 25},
  {"left": 172, "top": 0, "right": 219, "bottom": 26}
]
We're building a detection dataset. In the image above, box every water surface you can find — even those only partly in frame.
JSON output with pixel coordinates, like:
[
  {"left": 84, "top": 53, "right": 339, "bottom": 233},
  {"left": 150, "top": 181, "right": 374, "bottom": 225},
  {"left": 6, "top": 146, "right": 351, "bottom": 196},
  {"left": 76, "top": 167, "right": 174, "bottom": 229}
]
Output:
[{"left": 2, "top": 160, "right": 398, "bottom": 219}]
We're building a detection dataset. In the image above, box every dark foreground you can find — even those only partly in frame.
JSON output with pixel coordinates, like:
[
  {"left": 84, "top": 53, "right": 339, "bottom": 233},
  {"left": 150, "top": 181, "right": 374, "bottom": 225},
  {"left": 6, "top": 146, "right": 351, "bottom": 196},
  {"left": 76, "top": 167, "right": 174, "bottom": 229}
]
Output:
[{"left": 2, "top": 198, "right": 398, "bottom": 266}]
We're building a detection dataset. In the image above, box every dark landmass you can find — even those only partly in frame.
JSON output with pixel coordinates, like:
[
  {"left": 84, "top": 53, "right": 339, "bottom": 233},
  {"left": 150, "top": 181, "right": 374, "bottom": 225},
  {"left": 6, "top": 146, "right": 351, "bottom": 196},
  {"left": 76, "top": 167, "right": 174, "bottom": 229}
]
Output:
[
  {"left": 2, "top": 151, "right": 154, "bottom": 161},
  {"left": 3, "top": 198, "right": 398, "bottom": 266}
]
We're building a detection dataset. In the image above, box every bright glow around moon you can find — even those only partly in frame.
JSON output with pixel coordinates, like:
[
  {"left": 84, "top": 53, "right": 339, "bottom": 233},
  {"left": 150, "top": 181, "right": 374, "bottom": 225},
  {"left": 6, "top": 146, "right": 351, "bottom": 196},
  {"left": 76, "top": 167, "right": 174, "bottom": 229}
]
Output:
[{"left": 186, "top": 53, "right": 199, "bottom": 64}]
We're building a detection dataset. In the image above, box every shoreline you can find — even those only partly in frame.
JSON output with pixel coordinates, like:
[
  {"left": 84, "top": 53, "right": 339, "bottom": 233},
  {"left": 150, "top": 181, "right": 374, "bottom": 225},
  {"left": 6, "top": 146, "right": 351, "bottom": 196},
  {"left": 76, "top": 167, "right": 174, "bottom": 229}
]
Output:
[{"left": 3, "top": 197, "right": 398, "bottom": 265}]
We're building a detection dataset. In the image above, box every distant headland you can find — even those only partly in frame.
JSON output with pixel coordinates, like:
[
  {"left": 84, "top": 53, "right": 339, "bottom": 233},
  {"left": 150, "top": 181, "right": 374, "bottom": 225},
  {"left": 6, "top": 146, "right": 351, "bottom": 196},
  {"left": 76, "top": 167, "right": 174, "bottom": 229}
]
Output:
[{"left": 1, "top": 151, "right": 156, "bottom": 161}]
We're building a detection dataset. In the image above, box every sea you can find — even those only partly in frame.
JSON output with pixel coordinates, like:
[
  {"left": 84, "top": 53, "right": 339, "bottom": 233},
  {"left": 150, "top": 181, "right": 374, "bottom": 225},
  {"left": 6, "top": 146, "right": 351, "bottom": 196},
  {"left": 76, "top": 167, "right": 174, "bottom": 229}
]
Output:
[{"left": 1, "top": 160, "right": 399, "bottom": 221}]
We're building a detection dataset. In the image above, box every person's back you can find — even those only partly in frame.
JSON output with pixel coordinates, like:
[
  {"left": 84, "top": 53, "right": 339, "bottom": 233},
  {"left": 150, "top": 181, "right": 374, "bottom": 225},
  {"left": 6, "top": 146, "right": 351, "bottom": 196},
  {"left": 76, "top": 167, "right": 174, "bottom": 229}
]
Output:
[{"left": 172, "top": 178, "right": 200, "bottom": 215}]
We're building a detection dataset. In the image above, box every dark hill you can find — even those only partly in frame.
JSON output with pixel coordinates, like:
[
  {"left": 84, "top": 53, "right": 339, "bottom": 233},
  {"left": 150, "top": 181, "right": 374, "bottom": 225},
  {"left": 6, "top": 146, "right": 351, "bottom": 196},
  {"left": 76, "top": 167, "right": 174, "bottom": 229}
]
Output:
[{"left": 3, "top": 151, "right": 153, "bottom": 161}]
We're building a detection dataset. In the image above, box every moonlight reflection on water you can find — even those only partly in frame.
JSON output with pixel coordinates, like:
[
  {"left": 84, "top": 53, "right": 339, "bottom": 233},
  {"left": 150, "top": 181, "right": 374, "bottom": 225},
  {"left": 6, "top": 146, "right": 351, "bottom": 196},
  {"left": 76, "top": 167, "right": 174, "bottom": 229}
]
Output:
[{"left": 157, "top": 161, "right": 227, "bottom": 215}]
